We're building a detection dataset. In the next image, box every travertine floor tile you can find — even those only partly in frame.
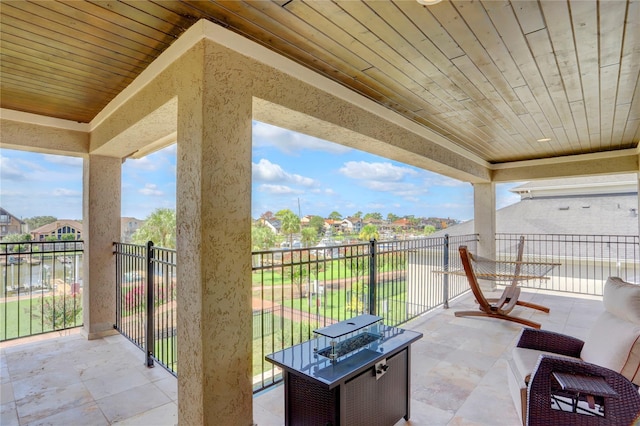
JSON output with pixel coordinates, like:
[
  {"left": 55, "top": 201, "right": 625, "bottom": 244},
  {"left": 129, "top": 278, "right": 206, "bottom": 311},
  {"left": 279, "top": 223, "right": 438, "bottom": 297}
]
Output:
[{"left": 0, "top": 290, "right": 603, "bottom": 426}]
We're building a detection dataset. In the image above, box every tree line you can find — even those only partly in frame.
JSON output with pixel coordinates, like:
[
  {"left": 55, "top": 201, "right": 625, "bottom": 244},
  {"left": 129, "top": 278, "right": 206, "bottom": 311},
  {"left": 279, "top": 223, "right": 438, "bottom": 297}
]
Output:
[{"left": 3, "top": 208, "right": 450, "bottom": 251}]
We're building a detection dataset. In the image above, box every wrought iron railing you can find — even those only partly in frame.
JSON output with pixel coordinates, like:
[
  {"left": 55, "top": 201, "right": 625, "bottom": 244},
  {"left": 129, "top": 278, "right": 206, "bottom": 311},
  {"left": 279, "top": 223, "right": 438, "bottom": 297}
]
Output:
[
  {"left": 112, "top": 235, "right": 477, "bottom": 390},
  {"left": 496, "top": 234, "right": 639, "bottom": 295},
  {"left": 251, "top": 234, "right": 478, "bottom": 391},
  {"left": 8, "top": 232, "right": 636, "bottom": 393},
  {"left": 1, "top": 240, "right": 83, "bottom": 341},
  {"left": 114, "top": 242, "right": 177, "bottom": 375}
]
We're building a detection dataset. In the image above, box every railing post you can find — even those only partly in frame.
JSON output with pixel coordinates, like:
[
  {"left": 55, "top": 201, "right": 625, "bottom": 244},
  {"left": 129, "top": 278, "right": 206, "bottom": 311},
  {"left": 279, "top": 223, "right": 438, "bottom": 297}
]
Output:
[
  {"left": 443, "top": 234, "right": 449, "bottom": 309},
  {"left": 114, "top": 242, "right": 120, "bottom": 331},
  {"left": 145, "top": 241, "right": 155, "bottom": 368},
  {"left": 369, "top": 239, "right": 377, "bottom": 315}
]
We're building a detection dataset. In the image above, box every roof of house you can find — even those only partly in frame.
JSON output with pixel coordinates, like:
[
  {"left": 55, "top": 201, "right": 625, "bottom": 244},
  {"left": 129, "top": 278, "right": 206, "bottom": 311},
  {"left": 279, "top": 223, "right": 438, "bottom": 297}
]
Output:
[
  {"left": 434, "top": 175, "right": 638, "bottom": 238},
  {"left": 0, "top": 208, "right": 24, "bottom": 224},
  {"left": 30, "top": 220, "right": 83, "bottom": 234}
]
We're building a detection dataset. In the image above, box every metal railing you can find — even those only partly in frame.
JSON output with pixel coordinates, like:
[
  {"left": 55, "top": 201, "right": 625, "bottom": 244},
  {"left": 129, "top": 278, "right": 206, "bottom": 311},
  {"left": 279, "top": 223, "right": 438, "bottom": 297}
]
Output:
[
  {"left": 110, "top": 232, "right": 638, "bottom": 392},
  {"left": 114, "top": 242, "right": 177, "bottom": 375},
  {"left": 251, "top": 234, "right": 478, "bottom": 391},
  {"left": 1, "top": 240, "right": 83, "bottom": 341},
  {"left": 112, "top": 235, "right": 477, "bottom": 389},
  {"left": 496, "top": 234, "right": 639, "bottom": 295}
]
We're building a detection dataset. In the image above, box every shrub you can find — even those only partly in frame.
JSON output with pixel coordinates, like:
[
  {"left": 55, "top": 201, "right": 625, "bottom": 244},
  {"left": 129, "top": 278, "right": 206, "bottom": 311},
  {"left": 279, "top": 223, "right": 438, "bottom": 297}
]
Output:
[
  {"left": 41, "top": 294, "right": 82, "bottom": 330},
  {"left": 124, "top": 286, "right": 145, "bottom": 312}
]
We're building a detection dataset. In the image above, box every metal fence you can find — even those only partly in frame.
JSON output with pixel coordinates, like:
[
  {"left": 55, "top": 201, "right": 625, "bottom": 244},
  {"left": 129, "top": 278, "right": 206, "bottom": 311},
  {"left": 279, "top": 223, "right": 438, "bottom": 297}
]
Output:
[
  {"left": 114, "top": 242, "right": 177, "bottom": 375},
  {"left": 496, "top": 233, "right": 640, "bottom": 295},
  {"left": 111, "top": 235, "right": 477, "bottom": 390},
  {"left": 110, "top": 232, "right": 639, "bottom": 392},
  {"left": 1, "top": 240, "right": 83, "bottom": 341},
  {"left": 251, "top": 234, "right": 478, "bottom": 391}
]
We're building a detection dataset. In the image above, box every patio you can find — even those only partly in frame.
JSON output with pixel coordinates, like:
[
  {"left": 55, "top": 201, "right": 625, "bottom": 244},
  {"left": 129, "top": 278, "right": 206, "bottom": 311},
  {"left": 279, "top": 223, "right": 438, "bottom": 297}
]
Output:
[{"left": 1, "top": 288, "right": 603, "bottom": 425}]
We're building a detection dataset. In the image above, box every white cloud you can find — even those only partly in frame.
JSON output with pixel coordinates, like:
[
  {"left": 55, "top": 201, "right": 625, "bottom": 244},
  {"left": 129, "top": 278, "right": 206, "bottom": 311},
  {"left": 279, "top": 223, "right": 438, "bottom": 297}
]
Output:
[
  {"left": 126, "top": 156, "right": 159, "bottom": 172},
  {"left": 366, "top": 203, "right": 387, "bottom": 210},
  {"left": 252, "top": 159, "right": 317, "bottom": 187},
  {"left": 43, "top": 154, "right": 82, "bottom": 167},
  {"left": 52, "top": 188, "right": 81, "bottom": 197},
  {"left": 258, "top": 184, "right": 303, "bottom": 195},
  {"left": 339, "top": 161, "right": 417, "bottom": 181},
  {"left": 139, "top": 183, "right": 164, "bottom": 196},
  {"left": 0, "top": 156, "right": 26, "bottom": 180}
]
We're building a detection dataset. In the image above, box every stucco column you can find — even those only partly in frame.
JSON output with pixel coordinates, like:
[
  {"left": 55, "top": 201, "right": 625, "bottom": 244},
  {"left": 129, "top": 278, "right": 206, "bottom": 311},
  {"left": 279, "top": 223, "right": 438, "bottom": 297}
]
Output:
[
  {"left": 473, "top": 182, "right": 496, "bottom": 291},
  {"left": 82, "top": 154, "right": 121, "bottom": 339},
  {"left": 176, "top": 41, "right": 253, "bottom": 425}
]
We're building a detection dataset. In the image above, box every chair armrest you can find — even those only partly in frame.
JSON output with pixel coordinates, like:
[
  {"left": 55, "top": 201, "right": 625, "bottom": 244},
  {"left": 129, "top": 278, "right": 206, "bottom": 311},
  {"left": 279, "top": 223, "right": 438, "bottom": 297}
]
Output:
[
  {"left": 527, "top": 355, "right": 640, "bottom": 426},
  {"left": 516, "top": 328, "right": 584, "bottom": 358}
]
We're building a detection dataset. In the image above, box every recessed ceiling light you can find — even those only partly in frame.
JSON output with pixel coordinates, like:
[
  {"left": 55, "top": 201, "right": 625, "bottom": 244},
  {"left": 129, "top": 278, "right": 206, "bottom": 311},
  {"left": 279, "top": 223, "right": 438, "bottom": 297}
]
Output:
[
  {"left": 416, "top": 0, "right": 442, "bottom": 5},
  {"left": 537, "top": 138, "right": 551, "bottom": 142}
]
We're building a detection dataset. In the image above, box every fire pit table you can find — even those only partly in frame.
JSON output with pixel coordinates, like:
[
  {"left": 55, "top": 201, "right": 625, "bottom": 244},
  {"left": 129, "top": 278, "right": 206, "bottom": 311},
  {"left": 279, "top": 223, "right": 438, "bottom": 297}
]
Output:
[{"left": 265, "top": 314, "right": 423, "bottom": 426}]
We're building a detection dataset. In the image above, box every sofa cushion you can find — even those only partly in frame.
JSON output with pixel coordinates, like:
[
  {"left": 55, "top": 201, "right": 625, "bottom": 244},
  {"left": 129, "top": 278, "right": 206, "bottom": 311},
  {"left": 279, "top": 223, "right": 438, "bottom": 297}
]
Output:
[
  {"left": 581, "top": 310, "right": 640, "bottom": 384},
  {"left": 510, "top": 347, "right": 578, "bottom": 386},
  {"left": 603, "top": 276, "right": 640, "bottom": 324},
  {"left": 580, "top": 277, "right": 640, "bottom": 385}
]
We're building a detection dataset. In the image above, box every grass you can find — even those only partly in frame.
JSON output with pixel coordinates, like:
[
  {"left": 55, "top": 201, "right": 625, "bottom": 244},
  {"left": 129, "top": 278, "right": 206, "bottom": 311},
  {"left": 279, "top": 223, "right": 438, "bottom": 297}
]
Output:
[
  {"left": 149, "top": 312, "right": 319, "bottom": 379},
  {"left": 279, "top": 281, "right": 408, "bottom": 322},
  {"left": 0, "top": 296, "right": 83, "bottom": 341},
  {"left": 252, "top": 312, "right": 318, "bottom": 378}
]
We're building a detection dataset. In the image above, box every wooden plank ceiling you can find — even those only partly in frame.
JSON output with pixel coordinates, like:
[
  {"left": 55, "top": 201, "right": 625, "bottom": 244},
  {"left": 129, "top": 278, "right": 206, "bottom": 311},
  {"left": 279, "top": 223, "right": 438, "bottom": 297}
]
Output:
[{"left": 1, "top": 0, "right": 638, "bottom": 163}]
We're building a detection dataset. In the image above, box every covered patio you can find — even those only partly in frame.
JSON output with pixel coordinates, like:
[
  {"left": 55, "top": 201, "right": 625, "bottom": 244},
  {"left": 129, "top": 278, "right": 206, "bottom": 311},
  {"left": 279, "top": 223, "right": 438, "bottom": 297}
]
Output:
[
  {"left": 1, "top": 288, "right": 603, "bottom": 425},
  {"left": 0, "top": 1, "right": 638, "bottom": 424}
]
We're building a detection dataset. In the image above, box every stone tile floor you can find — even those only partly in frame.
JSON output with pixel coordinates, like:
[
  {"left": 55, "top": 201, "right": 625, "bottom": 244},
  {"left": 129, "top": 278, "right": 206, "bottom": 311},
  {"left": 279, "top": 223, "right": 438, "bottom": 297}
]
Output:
[{"left": 1, "top": 289, "right": 603, "bottom": 425}]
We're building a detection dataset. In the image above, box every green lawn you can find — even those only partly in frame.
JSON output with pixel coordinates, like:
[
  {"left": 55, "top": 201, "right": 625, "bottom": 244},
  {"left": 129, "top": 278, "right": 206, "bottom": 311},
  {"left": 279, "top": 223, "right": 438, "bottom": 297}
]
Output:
[
  {"left": 150, "top": 312, "right": 318, "bottom": 380},
  {"left": 279, "top": 281, "right": 408, "bottom": 322},
  {"left": 252, "top": 257, "right": 407, "bottom": 286},
  {"left": 0, "top": 296, "right": 83, "bottom": 341}
]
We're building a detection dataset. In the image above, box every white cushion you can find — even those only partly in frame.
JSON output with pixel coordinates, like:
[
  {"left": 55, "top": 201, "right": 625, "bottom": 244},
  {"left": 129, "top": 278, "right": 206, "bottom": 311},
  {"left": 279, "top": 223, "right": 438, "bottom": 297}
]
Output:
[
  {"left": 603, "top": 276, "right": 640, "bottom": 324},
  {"left": 510, "top": 347, "right": 578, "bottom": 386},
  {"left": 581, "top": 311, "right": 640, "bottom": 378}
]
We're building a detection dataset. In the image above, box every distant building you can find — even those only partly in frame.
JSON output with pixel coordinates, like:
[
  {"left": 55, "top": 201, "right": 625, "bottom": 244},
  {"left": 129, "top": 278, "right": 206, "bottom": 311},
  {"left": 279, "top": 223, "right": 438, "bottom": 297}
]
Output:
[
  {"left": 121, "top": 217, "right": 144, "bottom": 243},
  {"left": 341, "top": 217, "right": 363, "bottom": 234},
  {"left": 30, "top": 220, "right": 83, "bottom": 241},
  {"left": 258, "top": 217, "right": 281, "bottom": 234},
  {"left": 433, "top": 174, "right": 639, "bottom": 237},
  {"left": 0, "top": 208, "right": 25, "bottom": 240}
]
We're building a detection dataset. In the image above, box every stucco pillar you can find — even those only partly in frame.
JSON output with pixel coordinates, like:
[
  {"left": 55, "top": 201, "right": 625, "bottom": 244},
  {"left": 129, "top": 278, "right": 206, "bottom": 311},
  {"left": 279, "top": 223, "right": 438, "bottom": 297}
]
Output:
[
  {"left": 473, "top": 182, "right": 496, "bottom": 291},
  {"left": 637, "top": 171, "right": 639, "bottom": 236},
  {"left": 176, "top": 41, "right": 253, "bottom": 425},
  {"left": 82, "top": 154, "right": 121, "bottom": 339}
]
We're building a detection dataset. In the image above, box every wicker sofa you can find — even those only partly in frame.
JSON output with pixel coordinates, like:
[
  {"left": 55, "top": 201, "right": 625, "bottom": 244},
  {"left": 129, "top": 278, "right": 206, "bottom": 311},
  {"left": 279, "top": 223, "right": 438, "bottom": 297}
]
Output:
[{"left": 507, "top": 276, "right": 640, "bottom": 425}]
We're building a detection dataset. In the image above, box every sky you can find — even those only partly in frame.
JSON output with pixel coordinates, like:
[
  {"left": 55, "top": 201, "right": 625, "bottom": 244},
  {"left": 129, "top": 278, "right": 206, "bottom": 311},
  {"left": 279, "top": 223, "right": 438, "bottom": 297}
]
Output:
[{"left": 0, "top": 121, "right": 522, "bottom": 222}]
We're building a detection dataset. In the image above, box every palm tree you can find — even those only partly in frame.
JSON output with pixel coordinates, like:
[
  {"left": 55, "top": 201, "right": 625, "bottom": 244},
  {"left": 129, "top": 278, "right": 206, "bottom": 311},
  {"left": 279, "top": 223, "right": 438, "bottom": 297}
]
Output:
[
  {"left": 359, "top": 224, "right": 379, "bottom": 241},
  {"left": 301, "top": 227, "right": 318, "bottom": 247},
  {"left": 252, "top": 223, "right": 276, "bottom": 250},
  {"left": 275, "top": 209, "right": 300, "bottom": 248},
  {"left": 132, "top": 208, "right": 176, "bottom": 248},
  {"left": 328, "top": 211, "right": 342, "bottom": 221}
]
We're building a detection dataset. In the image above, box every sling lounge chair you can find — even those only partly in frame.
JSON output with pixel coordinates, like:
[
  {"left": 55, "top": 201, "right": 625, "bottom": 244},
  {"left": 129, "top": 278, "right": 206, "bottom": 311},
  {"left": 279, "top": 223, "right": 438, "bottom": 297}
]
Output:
[{"left": 454, "top": 243, "right": 550, "bottom": 329}]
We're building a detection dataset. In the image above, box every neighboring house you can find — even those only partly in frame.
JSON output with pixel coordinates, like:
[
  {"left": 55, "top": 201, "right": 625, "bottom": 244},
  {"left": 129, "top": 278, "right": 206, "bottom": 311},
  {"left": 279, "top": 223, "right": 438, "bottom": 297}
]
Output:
[
  {"left": 323, "top": 219, "right": 342, "bottom": 234},
  {"left": 391, "top": 218, "right": 417, "bottom": 233},
  {"left": 300, "top": 215, "right": 313, "bottom": 228},
  {"left": 258, "top": 218, "right": 281, "bottom": 234},
  {"left": 0, "top": 208, "right": 25, "bottom": 240},
  {"left": 340, "top": 217, "right": 363, "bottom": 234},
  {"left": 30, "top": 220, "right": 83, "bottom": 241},
  {"left": 433, "top": 174, "right": 639, "bottom": 238},
  {"left": 121, "top": 217, "right": 144, "bottom": 243}
]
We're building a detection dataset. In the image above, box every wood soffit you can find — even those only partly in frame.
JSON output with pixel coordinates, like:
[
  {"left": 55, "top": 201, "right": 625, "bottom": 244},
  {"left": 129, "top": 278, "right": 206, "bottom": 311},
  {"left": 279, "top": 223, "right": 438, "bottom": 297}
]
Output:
[{"left": 1, "top": 0, "right": 638, "bottom": 165}]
